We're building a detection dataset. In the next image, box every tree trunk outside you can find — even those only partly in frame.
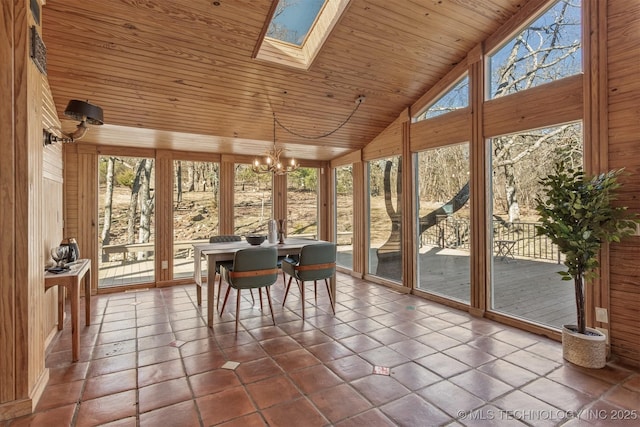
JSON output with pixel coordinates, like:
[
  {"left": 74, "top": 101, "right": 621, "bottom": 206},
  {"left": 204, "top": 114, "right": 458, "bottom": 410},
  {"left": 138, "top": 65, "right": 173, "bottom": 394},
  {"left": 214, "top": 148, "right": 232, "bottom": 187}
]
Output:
[
  {"left": 127, "top": 159, "right": 144, "bottom": 260},
  {"left": 138, "top": 159, "right": 154, "bottom": 260},
  {"left": 176, "top": 161, "right": 182, "bottom": 203}
]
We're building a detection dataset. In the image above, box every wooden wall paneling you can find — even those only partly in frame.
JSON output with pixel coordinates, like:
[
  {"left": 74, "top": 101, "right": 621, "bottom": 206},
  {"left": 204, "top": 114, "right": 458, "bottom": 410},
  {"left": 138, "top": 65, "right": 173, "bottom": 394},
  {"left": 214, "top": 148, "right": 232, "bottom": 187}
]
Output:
[
  {"left": 362, "top": 113, "right": 404, "bottom": 161},
  {"left": 155, "top": 150, "right": 172, "bottom": 284},
  {"left": 219, "top": 155, "right": 235, "bottom": 235},
  {"left": 330, "top": 149, "right": 361, "bottom": 169},
  {"left": 351, "top": 160, "right": 365, "bottom": 277},
  {"left": 606, "top": 0, "right": 640, "bottom": 367},
  {"left": 483, "top": 74, "right": 583, "bottom": 138},
  {"left": 410, "top": 108, "right": 471, "bottom": 152},
  {"left": 318, "top": 163, "right": 331, "bottom": 241},
  {"left": 582, "top": 0, "right": 609, "bottom": 338},
  {"left": 0, "top": 0, "right": 17, "bottom": 409},
  {"left": 401, "top": 119, "right": 416, "bottom": 290},
  {"left": 469, "top": 43, "right": 487, "bottom": 316}
]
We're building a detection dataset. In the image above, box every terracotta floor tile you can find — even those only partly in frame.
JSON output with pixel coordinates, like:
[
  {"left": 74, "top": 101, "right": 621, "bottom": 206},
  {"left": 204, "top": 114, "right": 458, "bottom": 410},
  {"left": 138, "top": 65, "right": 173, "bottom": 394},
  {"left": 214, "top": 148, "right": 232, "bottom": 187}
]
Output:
[
  {"left": 35, "top": 380, "right": 83, "bottom": 411},
  {"left": 492, "top": 390, "right": 561, "bottom": 427},
  {"left": 222, "top": 342, "right": 268, "bottom": 362},
  {"left": 235, "top": 357, "right": 284, "bottom": 384},
  {"left": 444, "top": 344, "right": 496, "bottom": 367},
  {"left": 190, "top": 368, "right": 242, "bottom": 397},
  {"left": 259, "top": 335, "right": 303, "bottom": 356},
  {"left": 416, "top": 331, "right": 461, "bottom": 351},
  {"left": 622, "top": 374, "right": 640, "bottom": 392},
  {"left": 138, "top": 345, "right": 181, "bottom": 367},
  {"left": 416, "top": 352, "right": 470, "bottom": 378},
  {"left": 390, "top": 362, "right": 442, "bottom": 390},
  {"left": 272, "top": 348, "right": 321, "bottom": 372},
  {"left": 351, "top": 375, "right": 410, "bottom": 406},
  {"left": 321, "top": 323, "right": 361, "bottom": 340},
  {"left": 602, "top": 384, "right": 640, "bottom": 410},
  {"left": 339, "top": 334, "right": 383, "bottom": 353},
  {"left": 196, "top": 386, "right": 256, "bottom": 425},
  {"left": 575, "top": 400, "right": 640, "bottom": 426},
  {"left": 418, "top": 380, "right": 485, "bottom": 417},
  {"left": 359, "top": 346, "right": 410, "bottom": 367},
  {"left": 217, "top": 412, "right": 267, "bottom": 427},
  {"left": 290, "top": 329, "right": 333, "bottom": 346},
  {"left": 246, "top": 375, "right": 303, "bottom": 409},
  {"left": 139, "top": 400, "right": 200, "bottom": 427},
  {"left": 137, "top": 332, "right": 176, "bottom": 351},
  {"left": 261, "top": 398, "right": 329, "bottom": 427},
  {"left": 333, "top": 408, "right": 397, "bottom": 427},
  {"left": 138, "top": 358, "right": 186, "bottom": 388},
  {"left": 183, "top": 349, "right": 227, "bottom": 376},
  {"left": 381, "top": 394, "right": 451, "bottom": 426},
  {"left": 289, "top": 364, "right": 344, "bottom": 394},
  {"left": 389, "top": 321, "right": 431, "bottom": 338},
  {"left": 137, "top": 322, "right": 173, "bottom": 338},
  {"left": 468, "top": 336, "right": 519, "bottom": 358},
  {"left": 367, "top": 327, "right": 409, "bottom": 345},
  {"left": 439, "top": 325, "right": 479, "bottom": 343},
  {"left": 492, "top": 329, "right": 541, "bottom": 348},
  {"left": 503, "top": 350, "right": 561, "bottom": 375},
  {"left": 477, "top": 359, "right": 539, "bottom": 388},
  {"left": 97, "top": 328, "right": 137, "bottom": 345},
  {"left": 100, "top": 319, "right": 136, "bottom": 333},
  {"left": 310, "top": 383, "right": 372, "bottom": 423},
  {"left": 139, "top": 377, "right": 193, "bottom": 413},
  {"left": 326, "top": 355, "right": 374, "bottom": 381},
  {"left": 74, "top": 390, "right": 137, "bottom": 427},
  {"left": 7, "top": 404, "right": 76, "bottom": 427},
  {"left": 87, "top": 352, "right": 137, "bottom": 377},
  {"left": 450, "top": 370, "right": 512, "bottom": 401},
  {"left": 389, "top": 339, "right": 436, "bottom": 359},
  {"left": 347, "top": 318, "right": 385, "bottom": 333},
  {"left": 83, "top": 368, "right": 137, "bottom": 400},
  {"left": 47, "top": 361, "right": 89, "bottom": 385},
  {"left": 307, "top": 341, "right": 354, "bottom": 362},
  {"left": 522, "top": 378, "right": 593, "bottom": 412}
]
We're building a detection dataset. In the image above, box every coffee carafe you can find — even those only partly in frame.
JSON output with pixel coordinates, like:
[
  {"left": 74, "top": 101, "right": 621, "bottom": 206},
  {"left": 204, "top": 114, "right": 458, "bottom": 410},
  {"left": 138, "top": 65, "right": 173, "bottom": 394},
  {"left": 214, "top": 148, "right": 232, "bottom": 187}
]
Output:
[{"left": 60, "top": 238, "right": 80, "bottom": 262}]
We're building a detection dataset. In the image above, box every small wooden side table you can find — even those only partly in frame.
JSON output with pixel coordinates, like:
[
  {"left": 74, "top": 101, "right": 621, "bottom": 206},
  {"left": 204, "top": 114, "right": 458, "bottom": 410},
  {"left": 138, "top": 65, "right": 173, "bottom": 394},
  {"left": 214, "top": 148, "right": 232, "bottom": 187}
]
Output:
[{"left": 44, "top": 259, "right": 91, "bottom": 362}]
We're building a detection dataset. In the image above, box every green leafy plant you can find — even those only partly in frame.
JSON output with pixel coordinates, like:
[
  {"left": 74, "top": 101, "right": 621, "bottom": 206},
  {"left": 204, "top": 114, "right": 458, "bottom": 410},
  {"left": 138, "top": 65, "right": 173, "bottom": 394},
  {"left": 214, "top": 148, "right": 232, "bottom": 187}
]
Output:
[{"left": 535, "top": 163, "right": 637, "bottom": 335}]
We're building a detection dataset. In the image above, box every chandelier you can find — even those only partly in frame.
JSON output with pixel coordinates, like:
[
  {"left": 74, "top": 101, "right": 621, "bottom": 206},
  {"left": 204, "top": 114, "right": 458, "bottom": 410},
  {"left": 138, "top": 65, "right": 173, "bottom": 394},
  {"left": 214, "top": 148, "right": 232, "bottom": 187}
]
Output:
[
  {"left": 252, "top": 114, "right": 299, "bottom": 175},
  {"left": 252, "top": 95, "right": 365, "bottom": 175}
]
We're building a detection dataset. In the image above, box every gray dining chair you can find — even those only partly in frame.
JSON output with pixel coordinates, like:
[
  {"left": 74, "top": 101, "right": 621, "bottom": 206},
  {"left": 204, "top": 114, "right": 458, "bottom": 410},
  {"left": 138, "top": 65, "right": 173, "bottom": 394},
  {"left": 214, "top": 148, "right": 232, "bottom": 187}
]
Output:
[
  {"left": 281, "top": 242, "right": 336, "bottom": 320},
  {"left": 219, "top": 246, "right": 279, "bottom": 332},
  {"left": 208, "top": 235, "right": 248, "bottom": 311}
]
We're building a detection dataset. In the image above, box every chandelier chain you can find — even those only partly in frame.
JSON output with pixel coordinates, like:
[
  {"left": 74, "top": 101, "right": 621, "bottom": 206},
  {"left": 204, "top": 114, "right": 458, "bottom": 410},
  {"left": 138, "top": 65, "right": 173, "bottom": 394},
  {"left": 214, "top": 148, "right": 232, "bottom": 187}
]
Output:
[{"left": 273, "top": 96, "right": 364, "bottom": 140}]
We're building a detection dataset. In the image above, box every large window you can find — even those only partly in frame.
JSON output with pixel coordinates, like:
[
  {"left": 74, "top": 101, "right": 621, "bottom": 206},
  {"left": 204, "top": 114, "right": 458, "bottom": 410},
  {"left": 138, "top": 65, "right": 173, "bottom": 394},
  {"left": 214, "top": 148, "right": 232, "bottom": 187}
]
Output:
[
  {"left": 335, "top": 165, "right": 353, "bottom": 269},
  {"left": 368, "top": 156, "right": 402, "bottom": 283},
  {"left": 488, "top": 0, "right": 581, "bottom": 99},
  {"left": 287, "top": 167, "right": 318, "bottom": 238},
  {"left": 173, "top": 160, "right": 219, "bottom": 279},
  {"left": 490, "top": 123, "right": 582, "bottom": 328},
  {"left": 415, "top": 75, "right": 469, "bottom": 121},
  {"left": 234, "top": 164, "right": 272, "bottom": 236},
  {"left": 416, "top": 144, "right": 470, "bottom": 303},
  {"left": 98, "top": 155, "right": 155, "bottom": 288}
]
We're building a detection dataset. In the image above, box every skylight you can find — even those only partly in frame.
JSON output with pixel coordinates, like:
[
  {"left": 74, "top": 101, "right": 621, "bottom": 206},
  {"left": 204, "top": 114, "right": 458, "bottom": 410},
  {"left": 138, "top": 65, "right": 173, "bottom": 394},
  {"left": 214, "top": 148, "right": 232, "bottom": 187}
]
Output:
[
  {"left": 254, "top": 0, "right": 350, "bottom": 70},
  {"left": 267, "top": 0, "right": 327, "bottom": 46}
]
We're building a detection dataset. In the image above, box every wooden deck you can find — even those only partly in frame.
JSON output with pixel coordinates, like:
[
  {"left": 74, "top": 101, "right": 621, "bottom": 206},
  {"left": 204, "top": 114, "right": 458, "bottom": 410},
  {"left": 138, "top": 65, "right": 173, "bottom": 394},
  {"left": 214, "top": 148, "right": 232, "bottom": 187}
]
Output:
[{"left": 99, "top": 245, "right": 573, "bottom": 329}]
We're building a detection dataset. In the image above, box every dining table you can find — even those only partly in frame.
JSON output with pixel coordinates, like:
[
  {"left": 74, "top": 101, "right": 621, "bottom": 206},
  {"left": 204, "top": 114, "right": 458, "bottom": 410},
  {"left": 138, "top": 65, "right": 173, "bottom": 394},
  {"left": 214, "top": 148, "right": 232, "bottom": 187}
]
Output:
[{"left": 193, "top": 238, "right": 335, "bottom": 327}]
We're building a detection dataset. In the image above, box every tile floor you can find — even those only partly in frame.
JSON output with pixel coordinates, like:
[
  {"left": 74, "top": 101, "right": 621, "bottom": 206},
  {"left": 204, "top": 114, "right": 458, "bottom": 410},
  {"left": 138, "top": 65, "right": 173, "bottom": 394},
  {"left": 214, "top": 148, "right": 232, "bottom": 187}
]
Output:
[{"left": 4, "top": 273, "right": 640, "bottom": 426}]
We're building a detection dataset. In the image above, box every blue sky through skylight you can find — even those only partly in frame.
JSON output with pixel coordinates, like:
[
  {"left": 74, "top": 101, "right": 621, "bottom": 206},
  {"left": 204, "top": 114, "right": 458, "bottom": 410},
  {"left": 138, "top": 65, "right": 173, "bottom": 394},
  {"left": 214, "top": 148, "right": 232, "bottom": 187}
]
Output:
[{"left": 267, "top": 0, "right": 326, "bottom": 46}]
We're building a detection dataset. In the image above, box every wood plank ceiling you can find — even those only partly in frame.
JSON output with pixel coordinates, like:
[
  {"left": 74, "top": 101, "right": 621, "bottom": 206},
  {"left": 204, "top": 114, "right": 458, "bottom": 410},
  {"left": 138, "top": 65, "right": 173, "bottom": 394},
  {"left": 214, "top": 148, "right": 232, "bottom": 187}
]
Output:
[{"left": 42, "top": 0, "right": 529, "bottom": 161}]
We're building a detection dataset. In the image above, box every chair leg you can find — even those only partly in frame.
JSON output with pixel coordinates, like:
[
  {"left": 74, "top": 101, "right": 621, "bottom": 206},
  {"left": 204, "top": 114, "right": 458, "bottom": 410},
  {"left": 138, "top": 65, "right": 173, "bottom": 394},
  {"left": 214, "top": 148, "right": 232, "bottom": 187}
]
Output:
[
  {"left": 282, "top": 276, "right": 293, "bottom": 306},
  {"left": 216, "top": 273, "right": 224, "bottom": 312},
  {"left": 314, "top": 280, "right": 318, "bottom": 304},
  {"left": 235, "top": 289, "right": 241, "bottom": 333},
  {"left": 220, "top": 285, "right": 232, "bottom": 316},
  {"left": 259, "top": 288, "right": 264, "bottom": 311},
  {"left": 324, "top": 278, "right": 336, "bottom": 314},
  {"left": 265, "top": 286, "right": 276, "bottom": 326},
  {"left": 300, "top": 279, "right": 305, "bottom": 321},
  {"left": 250, "top": 289, "right": 255, "bottom": 306}
]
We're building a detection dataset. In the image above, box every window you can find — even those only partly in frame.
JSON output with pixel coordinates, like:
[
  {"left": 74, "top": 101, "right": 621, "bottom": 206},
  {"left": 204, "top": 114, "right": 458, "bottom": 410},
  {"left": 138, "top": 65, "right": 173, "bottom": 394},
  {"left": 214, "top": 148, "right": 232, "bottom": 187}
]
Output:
[
  {"left": 335, "top": 165, "right": 353, "bottom": 269},
  {"left": 234, "top": 164, "right": 272, "bottom": 236},
  {"left": 488, "top": 0, "right": 581, "bottom": 99},
  {"left": 267, "top": 0, "right": 326, "bottom": 46},
  {"left": 368, "top": 156, "right": 402, "bottom": 283},
  {"left": 287, "top": 167, "right": 319, "bottom": 238},
  {"left": 489, "top": 123, "right": 582, "bottom": 328},
  {"left": 173, "top": 160, "right": 219, "bottom": 279},
  {"left": 416, "top": 144, "right": 470, "bottom": 303},
  {"left": 415, "top": 75, "right": 469, "bottom": 121}
]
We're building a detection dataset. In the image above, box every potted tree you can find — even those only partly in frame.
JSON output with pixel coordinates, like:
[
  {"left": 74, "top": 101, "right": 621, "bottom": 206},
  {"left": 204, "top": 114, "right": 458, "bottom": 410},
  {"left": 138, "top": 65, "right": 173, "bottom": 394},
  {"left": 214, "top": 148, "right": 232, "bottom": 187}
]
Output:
[{"left": 535, "top": 163, "right": 637, "bottom": 368}]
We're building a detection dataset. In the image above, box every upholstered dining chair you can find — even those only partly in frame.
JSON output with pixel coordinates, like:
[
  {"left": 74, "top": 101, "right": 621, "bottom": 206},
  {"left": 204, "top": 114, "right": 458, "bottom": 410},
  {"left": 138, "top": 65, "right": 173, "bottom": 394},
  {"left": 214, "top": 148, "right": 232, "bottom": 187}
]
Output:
[
  {"left": 281, "top": 242, "right": 336, "bottom": 320},
  {"left": 208, "top": 235, "right": 246, "bottom": 311},
  {"left": 219, "top": 246, "right": 279, "bottom": 332}
]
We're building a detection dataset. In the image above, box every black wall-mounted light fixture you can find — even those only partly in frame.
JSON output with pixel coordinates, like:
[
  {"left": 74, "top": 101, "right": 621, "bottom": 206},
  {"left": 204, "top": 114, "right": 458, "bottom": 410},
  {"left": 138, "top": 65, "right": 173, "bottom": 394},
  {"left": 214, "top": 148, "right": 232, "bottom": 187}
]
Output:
[{"left": 43, "top": 99, "right": 104, "bottom": 145}]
